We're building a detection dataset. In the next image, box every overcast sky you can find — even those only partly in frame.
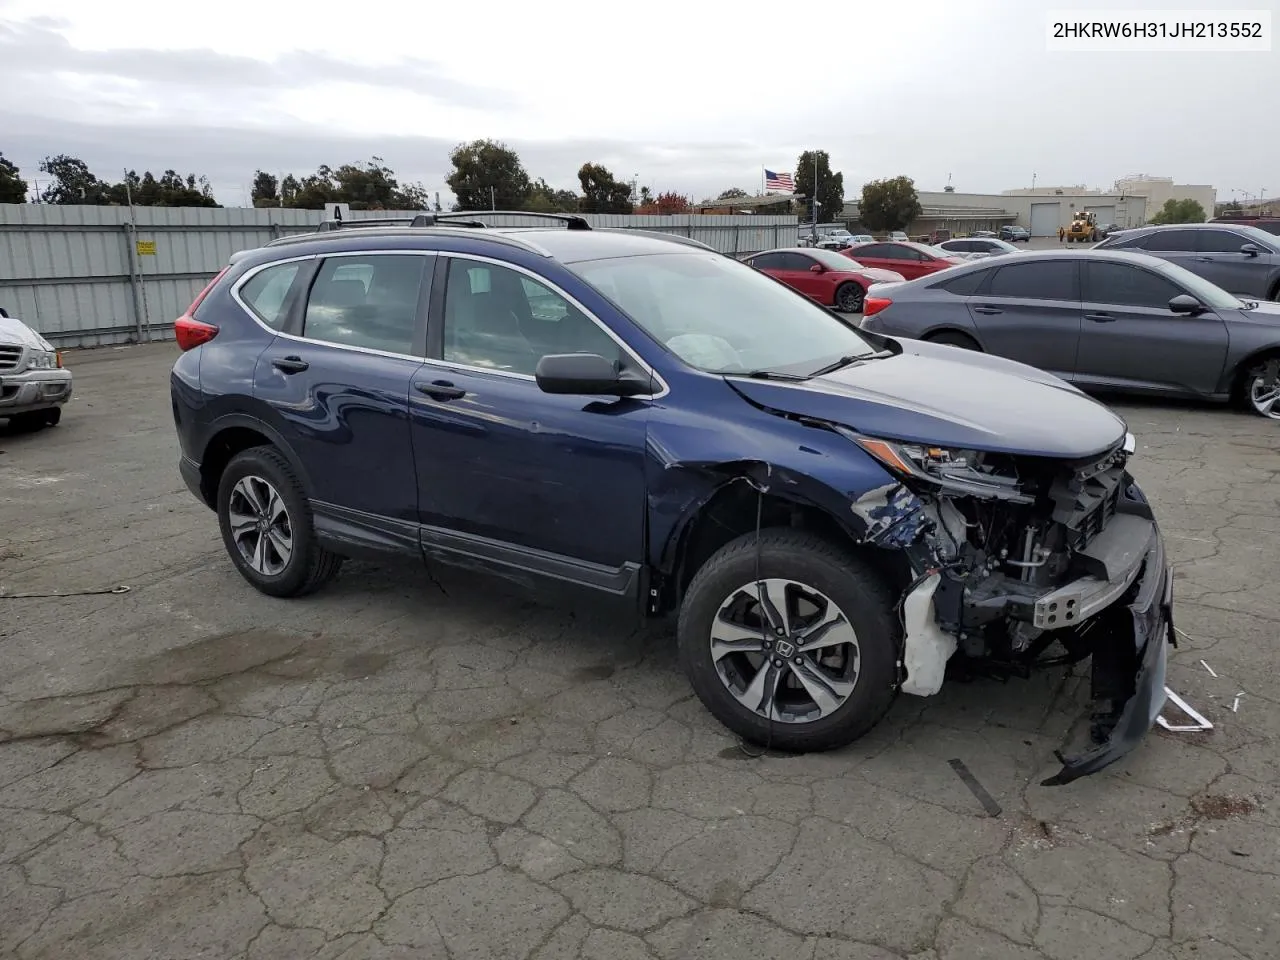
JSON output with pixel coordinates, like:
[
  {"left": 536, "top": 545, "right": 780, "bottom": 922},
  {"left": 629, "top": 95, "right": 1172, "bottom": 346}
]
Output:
[{"left": 1, "top": 0, "right": 1276, "bottom": 207}]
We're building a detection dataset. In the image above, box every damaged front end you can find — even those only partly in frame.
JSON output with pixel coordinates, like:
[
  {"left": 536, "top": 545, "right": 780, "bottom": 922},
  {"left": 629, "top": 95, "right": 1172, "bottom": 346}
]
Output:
[{"left": 844, "top": 429, "right": 1175, "bottom": 786}]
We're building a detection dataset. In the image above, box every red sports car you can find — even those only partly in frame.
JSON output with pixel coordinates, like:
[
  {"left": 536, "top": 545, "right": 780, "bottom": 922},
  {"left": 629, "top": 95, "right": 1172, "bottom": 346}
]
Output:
[
  {"left": 743, "top": 247, "right": 905, "bottom": 313},
  {"left": 841, "top": 240, "right": 966, "bottom": 279}
]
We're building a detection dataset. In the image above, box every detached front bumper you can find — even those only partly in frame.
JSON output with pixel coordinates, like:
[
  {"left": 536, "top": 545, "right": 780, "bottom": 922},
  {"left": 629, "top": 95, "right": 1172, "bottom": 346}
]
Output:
[
  {"left": 0, "top": 368, "right": 73, "bottom": 415},
  {"left": 1042, "top": 519, "right": 1173, "bottom": 786}
]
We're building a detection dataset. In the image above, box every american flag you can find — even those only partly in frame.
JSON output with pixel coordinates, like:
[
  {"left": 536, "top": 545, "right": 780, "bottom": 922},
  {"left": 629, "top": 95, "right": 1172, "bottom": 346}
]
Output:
[{"left": 764, "top": 169, "right": 794, "bottom": 193}]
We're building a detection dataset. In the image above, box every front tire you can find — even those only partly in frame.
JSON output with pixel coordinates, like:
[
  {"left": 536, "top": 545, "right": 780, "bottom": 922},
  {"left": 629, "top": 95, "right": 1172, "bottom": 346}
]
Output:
[
  {"left": 677, "top": 529, "right": 899, "bottom": 752},
  {"left": 216, "top": 446, "right": 344, "bottom": 597},
  {"left": 926, "top": 330, "right": 981, "bottom": 350},
  {"left": 835, "top": 282, "right": 865, "bottom": 314},
  {"left": 1238, "top": 356, "right": 1280, "bottom": 420}
]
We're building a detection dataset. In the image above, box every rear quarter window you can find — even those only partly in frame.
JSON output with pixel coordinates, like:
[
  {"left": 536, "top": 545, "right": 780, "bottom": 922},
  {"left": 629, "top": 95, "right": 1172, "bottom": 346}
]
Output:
[{"left": 934, "top": 269, "right": 987, "bottom": 295}]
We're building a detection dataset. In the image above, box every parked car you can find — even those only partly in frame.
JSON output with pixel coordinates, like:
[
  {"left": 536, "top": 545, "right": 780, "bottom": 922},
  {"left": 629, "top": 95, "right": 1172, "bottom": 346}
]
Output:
[
  {"left": 888, "top": 230, "right": 910, "bottom": 242},
  {"left": 169, "top": 212, "right": 1172, "bottom": 782},
  {"left": 847, "top": 234, "right": 875, "bottom": 245},
  {"left": 937, "top": 237, "right": 1022, "bottom": 258},
  {"left": 1095, "top": 223, "right": 1280, "bottom": 301},
  {"left": 841, "top": 241, "right": 968, "bottom": 280},
  {"left": 969, "top": 230, "right": 998, "bottom": 239},
  {"left": 745, "top": 247, "right": 905, "bottom": 312},
  {"left": 815, "top": 229, "right": 855, "bottom": 250},
  {"left": 1096, "top": 223, "right": 1121, "bottom": 238},
  {"left": 1210, "top": 215, "right": 1280, "bottom": 237},
  {"left": 859, "top": 249, "right": 1280, "bottom": 419},
  {"left": 999, "top": 225, "right": 1031, "bottom": 242},
  {"left": 928, "top": 229, "right": 952, "bottom": 245},
  {"left": 0, "top": 307, "right": 72, "bottom": 431}
]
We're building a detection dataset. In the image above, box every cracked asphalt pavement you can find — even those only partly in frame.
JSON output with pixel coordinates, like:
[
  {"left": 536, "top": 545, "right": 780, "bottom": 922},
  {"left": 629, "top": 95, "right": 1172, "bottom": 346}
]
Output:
[{"left": 1, "top": 343, "right": 1278, "bottom": 959}]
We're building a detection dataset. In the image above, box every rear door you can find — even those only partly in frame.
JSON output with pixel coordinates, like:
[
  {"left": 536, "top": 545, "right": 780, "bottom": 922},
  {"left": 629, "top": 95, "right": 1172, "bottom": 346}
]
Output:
[
  {"left": 1133, "top": 228, "right": 1200, "bottom": 275},
  {"left": 966, "top": 259, "right": 1082, "bottom": 378},
  {"left": 254, "top": 251, "right": 431, "bottom": 540},
  {"left": 1192, "top": 228, "right": 1274, "bottom": 298},
  {"left": 1074, "top": 259, "right": 1228, "bottom": 396}
]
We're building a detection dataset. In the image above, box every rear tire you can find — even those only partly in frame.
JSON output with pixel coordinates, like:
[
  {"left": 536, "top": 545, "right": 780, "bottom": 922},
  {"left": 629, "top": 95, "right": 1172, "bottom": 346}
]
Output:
[
  {"left": 835, "top": 282, "right": 865, "bottom": 314},
  {"left": 926, "top": 330, "right": 981, "bottom": 351},
  {"left": 216, "top": 446, "right": 344, "bottom": 597},
  {"left": 677, "top": 529, "right": 899, "bottom": 752},
  {"left": 1234, "top": 355, "right": 1280, "bottom": 420}
]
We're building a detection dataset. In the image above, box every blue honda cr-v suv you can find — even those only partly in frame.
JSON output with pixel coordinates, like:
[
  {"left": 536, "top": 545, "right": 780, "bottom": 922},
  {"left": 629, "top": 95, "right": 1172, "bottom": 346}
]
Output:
[{"left": 171, "top": 212, "right": 1174, "bottom": 785}]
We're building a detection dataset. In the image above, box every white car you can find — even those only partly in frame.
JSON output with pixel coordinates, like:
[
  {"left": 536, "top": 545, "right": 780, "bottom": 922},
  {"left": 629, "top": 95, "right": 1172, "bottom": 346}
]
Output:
[{"left": 0, "top": 308, "right": 72, "bottom": 430}]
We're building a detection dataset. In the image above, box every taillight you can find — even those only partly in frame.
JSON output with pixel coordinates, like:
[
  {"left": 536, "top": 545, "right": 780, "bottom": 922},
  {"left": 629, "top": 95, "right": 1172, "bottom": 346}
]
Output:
[
  {"left": 863, "top": 296, "right": 892, "bottom": 317},
  {"left": 173, "top": 266, "right": 229, "bottom": 351},
  {"left": 174, "top": 316, "right": 219, "bottom": 351}
]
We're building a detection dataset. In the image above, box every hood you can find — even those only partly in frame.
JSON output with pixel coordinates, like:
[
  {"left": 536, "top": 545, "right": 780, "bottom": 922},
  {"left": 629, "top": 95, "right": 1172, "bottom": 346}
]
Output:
[
  {"left": 857, "top": 267, "right": 906, "bottom": 283},
  {"left": 727, "top": 337, "right": 1126, "bottom": 459},
  {"left": 1233, "top": 299, "right": 1280, "bottom": 326},
  {"left": 0, "top": 315, "right": 52, "bottom": 351}
]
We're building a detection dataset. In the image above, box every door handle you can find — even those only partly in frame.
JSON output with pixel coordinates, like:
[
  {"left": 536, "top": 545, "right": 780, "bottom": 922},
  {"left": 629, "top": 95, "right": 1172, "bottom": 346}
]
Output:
[
  {"left": 1085, "top": 313, "right": 1116, "bottom": 323},
  {"left": 1192, "top": 256, "right": 1213, "bottom": 262},
  {"left": 415, "top": 380, "right": 467, "bottom": 401},
  {"left": 271, "top": 356, "right": 309, "bottom": 374},
  {"left": 972, "top": 305, "right": 1003, "bottom": 315}
]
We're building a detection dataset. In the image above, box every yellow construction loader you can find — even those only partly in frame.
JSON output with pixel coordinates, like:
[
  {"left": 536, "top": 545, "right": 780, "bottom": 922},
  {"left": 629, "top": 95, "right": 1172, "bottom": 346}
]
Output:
[{"left": 1065, "top": 210, "right": 1100, "bottom": 243}]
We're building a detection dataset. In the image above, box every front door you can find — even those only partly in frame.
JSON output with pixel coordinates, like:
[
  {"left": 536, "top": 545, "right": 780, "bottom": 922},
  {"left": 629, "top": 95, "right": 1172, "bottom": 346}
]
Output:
[
  {"left": 774, "top": 252, "right": 825, "bottom": 301},
  {"left": 409, "top": 254, "right": 651, "bottom": 595},
  {"left": 1074, "top": 260, "right": 1228, "bottom": 396},
  {"left": 966, "top": 258, "right": 1082, "bottom": 379},
  {"left": 1193, "top": 228, "right": 1275, "bottom": 299},
  {"left": 254, "top": 251, "right": 431, "bottom": 537}
]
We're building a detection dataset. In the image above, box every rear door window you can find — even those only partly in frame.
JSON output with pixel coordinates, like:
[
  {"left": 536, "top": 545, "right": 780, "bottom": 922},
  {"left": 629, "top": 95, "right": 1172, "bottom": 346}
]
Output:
[
  {"left": 302, "top": 254, "right": 427, "bottom": 355},
  {"left": 985, "top": 261, "right": 1078, "bottom": 300},
  {"left": 1139, "top": 230, "right": 1198, "bottom": 252}
]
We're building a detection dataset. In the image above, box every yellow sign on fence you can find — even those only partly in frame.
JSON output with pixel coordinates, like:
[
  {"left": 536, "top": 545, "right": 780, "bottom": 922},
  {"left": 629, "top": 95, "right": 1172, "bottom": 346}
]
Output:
[{"left": 135, "top": 240, "right": 157, "bottom": 256}]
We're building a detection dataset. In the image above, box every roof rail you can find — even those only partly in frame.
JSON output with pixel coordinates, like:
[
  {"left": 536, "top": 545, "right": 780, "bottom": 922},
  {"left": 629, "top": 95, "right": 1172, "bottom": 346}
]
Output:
[
  {"left": 314, "top": 214, "right": 439, "bottom": 232},
  {"left": 594, "top": 228, "right": 718, "bottom": 252},
  {"left": 434, "top": 211, "right": 593, "bottom": 231}
]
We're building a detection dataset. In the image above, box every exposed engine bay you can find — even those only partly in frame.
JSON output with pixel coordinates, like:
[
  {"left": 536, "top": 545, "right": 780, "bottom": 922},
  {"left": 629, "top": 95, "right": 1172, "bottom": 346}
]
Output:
[{"left": 849, "top": 430, "right": 1173, "bottom": 782}]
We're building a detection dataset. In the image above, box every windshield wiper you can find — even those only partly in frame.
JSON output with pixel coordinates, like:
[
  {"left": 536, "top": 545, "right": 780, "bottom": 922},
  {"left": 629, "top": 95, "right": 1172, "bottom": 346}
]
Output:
[
  {"left": 737, "top": 369, "right": 809, "bottom": 381},
  {"left": 809, "top": 350, "right": 893, "bottom": 377}
]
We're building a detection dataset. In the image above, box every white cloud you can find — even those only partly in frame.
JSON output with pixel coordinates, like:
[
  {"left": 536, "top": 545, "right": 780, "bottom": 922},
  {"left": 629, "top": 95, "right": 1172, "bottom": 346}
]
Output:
[{"left": 1, "top": 0, "right": 1274, "bottom": 206}]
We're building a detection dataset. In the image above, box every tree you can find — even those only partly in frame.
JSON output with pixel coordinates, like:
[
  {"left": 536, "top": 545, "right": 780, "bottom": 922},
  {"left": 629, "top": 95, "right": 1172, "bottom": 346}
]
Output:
[
  {"left": 524, "top": 178, "right": 580, "bottom": 212},
  {"left": 716, "top": 187, "right": 748, "bottom": 200},
  {"left": 251, "top": 170, "right": 279, "bottom": 205},
  {"left": 858, "top": 175, "right": 922, "bottom": 232},
  {"left": 793, "top": 150, "right": 844, "bottom": 224},
  {"left": 39, "top": 154, "right": 110, "bottom": 204},
  {"left": 447, "top": 139, "right": 531, "bottom": 211},
  {"left": 0, "top": 153, "right": 28, "bottom": 203},
  {"left": 1150, "top": 198, "right": 1207, "bottom": 225},
  {"left": 639, "top": 186, "right": 654, "bottom": 206},
  {"left": 654, "top": 191, "right": 691, "bottom": 215},
  {"left": 577, "top": 162, "right": 633, "bottom": 214},
  {"left": 106, "top": 170, "right": 219, "bottom": 207}
]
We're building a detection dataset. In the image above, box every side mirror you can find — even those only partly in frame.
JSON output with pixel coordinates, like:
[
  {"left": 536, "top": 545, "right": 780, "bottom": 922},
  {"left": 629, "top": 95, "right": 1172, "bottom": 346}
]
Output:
[
  {"left": 1240, "top": 243, "right": 1262, "bottom": 257},
  {"left": 1168, "top": 294, "right": 1204, "bottom": 315},
  {"left": 535, "top": 353, "right": 651, "bottom": 397},
  {"left": 810, "top": 263, "right": 825, "bottom": 273}
]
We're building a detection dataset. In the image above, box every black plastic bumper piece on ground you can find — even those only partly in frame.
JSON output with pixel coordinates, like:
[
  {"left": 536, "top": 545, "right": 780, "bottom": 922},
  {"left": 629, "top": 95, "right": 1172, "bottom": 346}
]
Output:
[{"left": 1041, "top": 531, "right": 1173, "bottom": 787}]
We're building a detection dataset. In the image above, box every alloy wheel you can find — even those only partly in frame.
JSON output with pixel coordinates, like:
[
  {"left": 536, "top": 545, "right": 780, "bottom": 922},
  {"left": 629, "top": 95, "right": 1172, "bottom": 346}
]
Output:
[
  {"left": 1249, "top": 360, "right": 1280, "bottom": 420},
  {"left": 709, "top": 577, "right": 861, "bottom": 724},
  {"left": 228, "top": 475, "right": 294, "bottom": 575},
  {"left": 838, "top": 285, "right": 864, "bottom": 313}
]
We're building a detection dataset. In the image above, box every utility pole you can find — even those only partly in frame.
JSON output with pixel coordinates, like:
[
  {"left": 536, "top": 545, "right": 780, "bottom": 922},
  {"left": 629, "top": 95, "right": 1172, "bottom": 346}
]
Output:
[
  {"left": 490, "top": 185, "right": 495, "bottom": 211},
  {"left": 123, "top": 168, "right": 152, "bottom": 343}
]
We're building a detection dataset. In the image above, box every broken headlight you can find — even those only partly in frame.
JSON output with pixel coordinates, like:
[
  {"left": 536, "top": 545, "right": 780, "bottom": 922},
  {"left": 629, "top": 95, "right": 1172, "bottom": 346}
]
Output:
[{"left": 852, "top": 436, "right": 1032, "bottom": 502}]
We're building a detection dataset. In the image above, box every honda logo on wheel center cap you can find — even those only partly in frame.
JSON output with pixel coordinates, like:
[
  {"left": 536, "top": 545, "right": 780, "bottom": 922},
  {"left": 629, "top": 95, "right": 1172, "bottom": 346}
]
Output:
[{"left": 774, "top": 639, "right": 796, "bottom": 659}]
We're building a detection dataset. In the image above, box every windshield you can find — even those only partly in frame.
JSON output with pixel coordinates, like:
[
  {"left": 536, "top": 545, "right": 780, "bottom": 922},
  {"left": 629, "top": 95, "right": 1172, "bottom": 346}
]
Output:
[
  {"left": 572, "top": 252, "right": 878, "bottom": 375},
  {"left": 808, "top": 248, "right": 860, "bottom": 270},
  {"left": 1151, "top": 259, "right": 1246, "bottom": 310}
]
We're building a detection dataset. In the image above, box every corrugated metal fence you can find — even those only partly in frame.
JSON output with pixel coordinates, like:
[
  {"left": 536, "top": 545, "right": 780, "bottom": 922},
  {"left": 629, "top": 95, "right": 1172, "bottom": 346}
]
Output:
[{"left": 0, "top": 205, "right": 799, "bottom": 347}]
